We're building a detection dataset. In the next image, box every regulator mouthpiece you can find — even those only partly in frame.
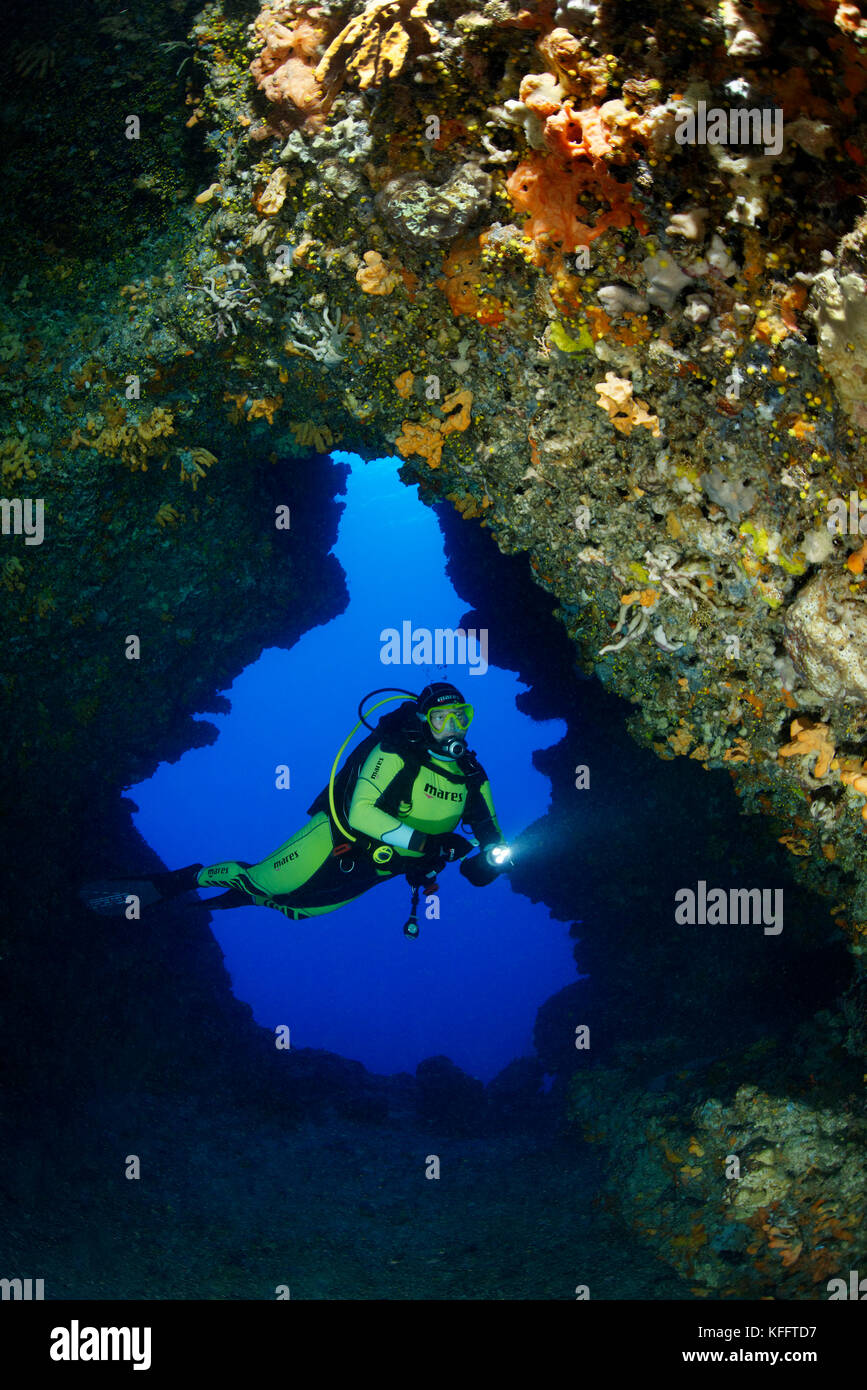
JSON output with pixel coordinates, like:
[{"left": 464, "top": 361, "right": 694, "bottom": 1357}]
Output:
[{"left": 438, "top": 734, "right": 466, "bottom": 759}]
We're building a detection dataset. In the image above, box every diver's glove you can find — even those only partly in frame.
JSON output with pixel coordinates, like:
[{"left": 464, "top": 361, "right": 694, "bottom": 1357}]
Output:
[
  {"left": 405, "top": 859, "right": 441, "bottom": 891},
  {"left": 460, "top": 843, "right": 513, "bottom": 887},
  {"left": 434, "top": 832, "right": 473, "bottom": 862}
]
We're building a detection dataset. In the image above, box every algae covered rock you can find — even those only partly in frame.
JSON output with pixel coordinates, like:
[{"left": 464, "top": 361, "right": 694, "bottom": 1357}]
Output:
[
  {"left": 810, "top": 268, "right": 867, "bottom": 429},
  {"left": 784, "top": 569, "right": 867, "bottom": 704},
  {"left": 376, "top": 163, "right": 492, "bottom": 249}
]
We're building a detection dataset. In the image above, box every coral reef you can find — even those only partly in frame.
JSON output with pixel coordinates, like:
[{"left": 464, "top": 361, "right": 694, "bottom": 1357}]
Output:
[
  {"left": 5, "top": 0, "right": 867, "bottom": 1305},
  {"left": 569, "top": 1022, "right": 867, "bottom": 1297},
  {"left": 57, "top": 0, "right": 865, "bottom": 979}
]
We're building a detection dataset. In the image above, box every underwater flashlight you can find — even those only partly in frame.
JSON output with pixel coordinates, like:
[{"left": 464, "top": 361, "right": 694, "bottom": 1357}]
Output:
[
  {"left": 460, "top": 843, "right": 513, "bottom": 887},
  {"left": 486, "top": 843, "right": 512, "bottom": 867}
]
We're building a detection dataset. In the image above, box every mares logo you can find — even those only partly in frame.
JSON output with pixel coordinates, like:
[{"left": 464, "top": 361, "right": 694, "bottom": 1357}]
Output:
[
  {"left": 273, "top": 850, "right": 299, "bottom": 868},
  {"left": 424, "top": 783, "right": 463, "bottom": 802}
]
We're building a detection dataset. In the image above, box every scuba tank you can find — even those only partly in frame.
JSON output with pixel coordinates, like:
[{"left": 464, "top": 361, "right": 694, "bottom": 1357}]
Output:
[{"left": 306, "top": 688, "right": 421, "bottom": 836}]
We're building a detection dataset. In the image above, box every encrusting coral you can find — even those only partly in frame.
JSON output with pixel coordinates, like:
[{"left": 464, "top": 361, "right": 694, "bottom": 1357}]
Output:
[
  {"left": 778, "top": 717, "right": 836, "bottom": 781},
  {"left": 249, "top": 4, "right": 335, "bottom": 138},
  {"left": 289, "top": 419, "right": 334, "bottom": 451},
  {"left": 395, "top": 389, "right": 473, "bottom": 467},
  {"left": 69, "top": 407, "right": 176, "bottom": 473},
  {"left": 594, "top": 372, "right": 660, "bottom": 437},
  {"left": 355, "top": 250, "right": 402, "bottom": 295},
  {"left": 506, "top": 153, "right": 648, "bottom": 255},
  {"left": 314, "top": 0, "right": 439, "bottom": 93}
]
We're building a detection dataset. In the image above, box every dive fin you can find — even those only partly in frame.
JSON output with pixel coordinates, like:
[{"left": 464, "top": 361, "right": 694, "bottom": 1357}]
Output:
[
  {"left": 78, "top": 864, "right": 203, "bottom": 915},
  {"left": 78, "top": 879, "right": 165, "bottom": 916}
]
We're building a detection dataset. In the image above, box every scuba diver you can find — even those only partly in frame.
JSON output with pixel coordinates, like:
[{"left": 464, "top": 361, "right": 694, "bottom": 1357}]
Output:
[{"left": 81, "top": 684, "right": 513, "bottom": 937}]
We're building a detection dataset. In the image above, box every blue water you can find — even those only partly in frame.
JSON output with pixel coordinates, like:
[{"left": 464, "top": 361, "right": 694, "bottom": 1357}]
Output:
[{"left": 129, "top": 453, "right": 574, "bottom": 1080}]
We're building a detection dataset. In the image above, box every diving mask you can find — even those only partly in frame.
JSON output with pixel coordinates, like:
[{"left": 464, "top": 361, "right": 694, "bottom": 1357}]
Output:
[{"left": 426, "top": 703, "right": 473, "bottom": 735}]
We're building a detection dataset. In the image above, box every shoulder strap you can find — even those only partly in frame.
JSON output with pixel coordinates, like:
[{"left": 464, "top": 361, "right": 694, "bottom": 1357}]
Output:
[
  {"left": 309, "top": 704, "right": 490, "bottom": 826},
  {"left": 307, "top": 703, "right": 422, "bottom": 822},
  {"left": 375, "top": 740, "right": 423, "bottom": 818},
  {"left": 451, "top": 747, "right": 487, "bottom": 795}
]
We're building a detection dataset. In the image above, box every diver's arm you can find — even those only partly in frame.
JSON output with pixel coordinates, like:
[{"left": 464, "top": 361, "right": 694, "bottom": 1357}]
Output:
[
  {"left": 463, "top": 777, "right": 504, "bottom": 850},
  {"left": 347, "top": 745, "right": 428, "bottom": 850},
  {"left": 459, "top": 776, "right": 512, "bottom": 886}
]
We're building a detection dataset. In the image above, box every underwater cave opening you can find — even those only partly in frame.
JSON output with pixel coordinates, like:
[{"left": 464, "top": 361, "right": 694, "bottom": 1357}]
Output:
[
  {"left": 126, "top": 450, "right": 852, "bottom": 1089},
  {"left": 128, "top": 451, "right": 575, "bottom": 1083}
]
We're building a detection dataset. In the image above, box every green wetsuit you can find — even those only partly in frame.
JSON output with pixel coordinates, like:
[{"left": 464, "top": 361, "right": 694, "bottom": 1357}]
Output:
[{"left": 195, "top": 739, "right": 504, "bottom": 919}]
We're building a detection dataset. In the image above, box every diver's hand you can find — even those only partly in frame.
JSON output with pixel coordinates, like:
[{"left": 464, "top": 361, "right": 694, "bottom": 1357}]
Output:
[
  {"left": 405, "top": 860, "right": 441, "bottom": 890},
  {"left": 484, "top": 843, "right": 513, "bottom": 869},
  {"left": 460, "top": 843, "right": 513, "bottom": 887},
  {"left": 433, "top": 832, "right": 473, "bottom": 862}
]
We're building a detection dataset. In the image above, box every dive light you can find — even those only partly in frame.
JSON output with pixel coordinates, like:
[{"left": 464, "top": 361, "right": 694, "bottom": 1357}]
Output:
[
  {"left": 459, "top": 843, "right": 513, "bottom": 887},
  {"left": 486, "top": 844, "right": 512, "bottom": 868}
]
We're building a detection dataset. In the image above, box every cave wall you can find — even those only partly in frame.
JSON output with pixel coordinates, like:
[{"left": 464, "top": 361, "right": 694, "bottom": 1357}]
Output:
[
  {"left": 2, "top": 0, "right": 867, "bottom": 1301},
  {"left": 5, "top": 0, "right": 867, "bottom": 943}
]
